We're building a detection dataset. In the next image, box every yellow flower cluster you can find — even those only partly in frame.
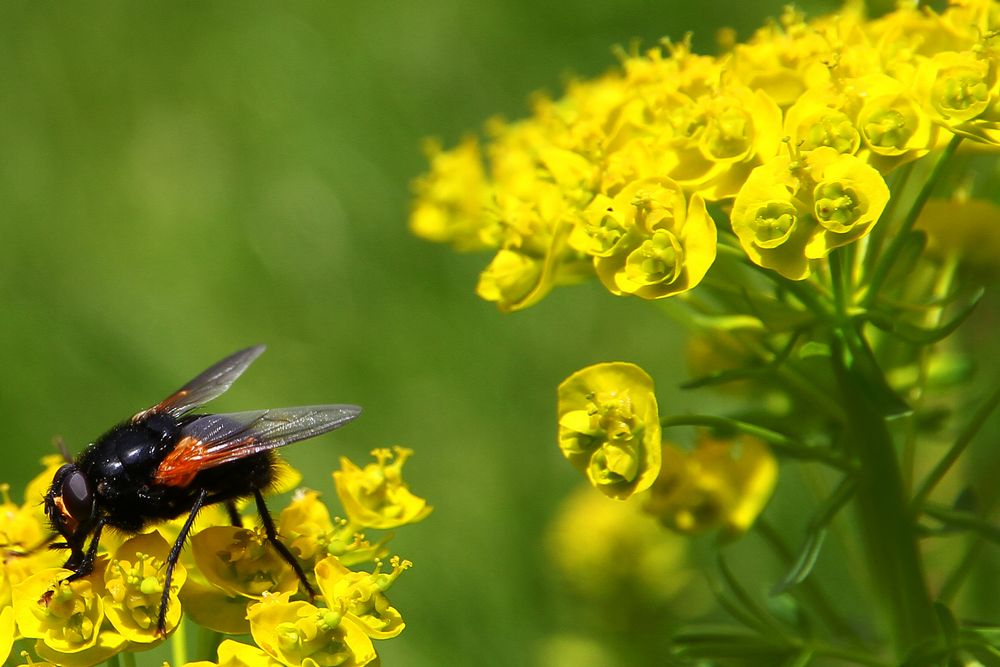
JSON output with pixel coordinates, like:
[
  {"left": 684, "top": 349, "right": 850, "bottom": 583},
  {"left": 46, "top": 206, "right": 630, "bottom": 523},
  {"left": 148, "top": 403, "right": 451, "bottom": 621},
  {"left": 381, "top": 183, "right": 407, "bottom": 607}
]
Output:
[
  {"left": 411, "top": 0, "right": 1000, "bottom": 306},
  {"left": 0, "top": 449, "right": 431, "bottom": 667}
]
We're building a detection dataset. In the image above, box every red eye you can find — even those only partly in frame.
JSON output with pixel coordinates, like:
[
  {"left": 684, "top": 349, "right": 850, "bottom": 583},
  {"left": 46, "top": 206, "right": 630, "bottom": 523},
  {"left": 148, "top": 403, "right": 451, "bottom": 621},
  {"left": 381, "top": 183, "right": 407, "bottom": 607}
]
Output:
[{"left": 61, "top": 469, "right": 93, "bottom": 523}]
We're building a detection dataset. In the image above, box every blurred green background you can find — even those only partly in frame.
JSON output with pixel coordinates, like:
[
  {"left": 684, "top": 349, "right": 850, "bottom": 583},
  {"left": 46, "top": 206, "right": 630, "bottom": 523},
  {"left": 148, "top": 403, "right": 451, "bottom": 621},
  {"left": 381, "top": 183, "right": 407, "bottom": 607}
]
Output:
[{"left": 0, "top": 1, "right": 848, "bottom": 665}]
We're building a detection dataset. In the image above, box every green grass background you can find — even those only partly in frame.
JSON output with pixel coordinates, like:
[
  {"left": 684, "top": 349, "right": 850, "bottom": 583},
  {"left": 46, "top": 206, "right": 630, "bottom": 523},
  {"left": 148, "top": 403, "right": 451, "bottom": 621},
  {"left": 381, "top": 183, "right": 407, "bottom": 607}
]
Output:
[{"left": 0, "top": 1, "right": 875, "bottom": 665}]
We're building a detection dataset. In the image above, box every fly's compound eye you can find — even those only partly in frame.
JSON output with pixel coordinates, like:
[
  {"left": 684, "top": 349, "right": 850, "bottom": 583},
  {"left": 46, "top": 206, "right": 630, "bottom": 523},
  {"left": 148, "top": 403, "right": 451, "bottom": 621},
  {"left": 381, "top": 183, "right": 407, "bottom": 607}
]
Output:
[{"left": 60, "top": 468, "right": 94, "bottom": 524}]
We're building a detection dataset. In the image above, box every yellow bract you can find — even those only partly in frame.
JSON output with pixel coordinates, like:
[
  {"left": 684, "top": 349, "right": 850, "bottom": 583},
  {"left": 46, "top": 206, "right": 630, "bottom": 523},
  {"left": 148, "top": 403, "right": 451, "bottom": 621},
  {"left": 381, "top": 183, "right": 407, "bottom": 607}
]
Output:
[
  {"left": 104, "top": 532, "right": 185, "bottom": 642},
  {"left": 731, "top": 147, "right": 890, "bottom": 279},
  {"left": 315, "top": 555, "right": 409, "bottom": 639},
  {"left": 248, "top": 592, "right": 377, "bottom": 667},
  {"left": 333, "top": 448, "right": 433, "bottom": 530},
  {"left": 558, "top": 362, "right": 662, "bottom": 499}
]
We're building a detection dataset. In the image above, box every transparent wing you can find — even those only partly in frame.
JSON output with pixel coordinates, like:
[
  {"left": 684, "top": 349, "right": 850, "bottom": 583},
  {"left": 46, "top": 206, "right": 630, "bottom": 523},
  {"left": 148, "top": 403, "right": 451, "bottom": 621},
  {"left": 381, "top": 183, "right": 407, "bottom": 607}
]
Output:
[
  {"left": 153, "top": 404, "right": 362, "bottom": 486},
  {"left": 136, "top": 345, "right": 266, "bottom": 419}
]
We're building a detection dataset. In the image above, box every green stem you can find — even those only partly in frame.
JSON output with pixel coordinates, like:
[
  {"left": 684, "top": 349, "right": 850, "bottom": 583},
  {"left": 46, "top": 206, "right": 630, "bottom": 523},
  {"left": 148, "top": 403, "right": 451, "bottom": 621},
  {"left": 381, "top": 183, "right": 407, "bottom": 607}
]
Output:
[
  {"left": 197, "top": 625, "right": 224, "bottom": 661},
  {"left": 660, "top": 414, "right": 852, "bottom": 471},
  {"left": 831, "top": 335, "right": 937, "bottom": 656},
  {"left": 107, "top": 655, "right": 122, "bottom": 667},
  {"left": 862, "top": 134, "right": 962, "bottom": 308},
  {"left": 911, "top": 380, "right": 1000, "bottom": 510},
  {"left": 122, "top": 651, "right": 136, "bottom": 667},
  {"left": 938, "top": 538, "right": 986, "bottom": 605},
  {"left": 172, "top": 618, "right": 188, "bottom": 667}
]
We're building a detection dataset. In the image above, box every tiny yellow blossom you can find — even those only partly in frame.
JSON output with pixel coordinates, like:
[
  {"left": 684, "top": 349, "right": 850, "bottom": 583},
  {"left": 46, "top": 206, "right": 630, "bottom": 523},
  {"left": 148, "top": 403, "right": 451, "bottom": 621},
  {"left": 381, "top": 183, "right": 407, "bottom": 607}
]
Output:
[
  {"left": 248, "top": 592, "right": 377, "bottom": 667},
  {"left": 191, "top": 526, "right": 299, "bottom": 599},
  {"left": 103, "top": 531, "right": 184, "bottom": 642},
  {"left": 315, "top": 555, "right": 409, "bottom": 639},
  {"left": 278, "top": 490, "right": 389, "bottom": 569},
  {"left": 188, "top": 639, "right": 286, "bottom": 667},
  {"left": 916, "top": 46, "right": 1000, "bottom": 143},
  {"left": 557, "top": 363, "right": 662, "bottom": 499},
  {"left": 333, "top": 447, "right": 432, "bottom": 530},
  {"left": 410, "top": 137, "right": 491, "bottom": 250},
  {"left": 731, "top": 146, "right": 890, "bottom": 279},
  {"left": 33, "top": 631, "right": 128, "bottom": 667},
  {"left": 1, "top": 599, "right": 13, "bottom": 665},
  {"left": 12, "top": 568, "right": 106, "bottom": 653},
  {"left": 578, "top": 178, "right": 716, "bottom": 299}
]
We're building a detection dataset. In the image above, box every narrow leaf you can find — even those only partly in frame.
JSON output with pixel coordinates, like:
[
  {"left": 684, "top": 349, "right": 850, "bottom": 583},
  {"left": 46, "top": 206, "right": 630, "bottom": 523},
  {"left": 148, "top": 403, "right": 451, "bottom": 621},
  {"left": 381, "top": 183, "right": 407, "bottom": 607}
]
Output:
[{"left": 771, "top": 530, "right": 827, "bottom": 595}]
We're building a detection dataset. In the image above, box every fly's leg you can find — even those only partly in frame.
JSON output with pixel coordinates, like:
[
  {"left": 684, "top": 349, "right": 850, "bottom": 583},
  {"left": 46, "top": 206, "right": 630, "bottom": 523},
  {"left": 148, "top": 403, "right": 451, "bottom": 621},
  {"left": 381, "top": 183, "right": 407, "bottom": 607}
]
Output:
[
  {"left": 63, "top": 517, "right": 106, "bottom": 581},
  {"left": 254, "top": 489, "right": 315, "bottom": 598},
  {"left": 225, "top": 500, "right": 243, "bottom": 528},
  {"left": 156, "top": 488, "right": 207, "bottom": 637}
]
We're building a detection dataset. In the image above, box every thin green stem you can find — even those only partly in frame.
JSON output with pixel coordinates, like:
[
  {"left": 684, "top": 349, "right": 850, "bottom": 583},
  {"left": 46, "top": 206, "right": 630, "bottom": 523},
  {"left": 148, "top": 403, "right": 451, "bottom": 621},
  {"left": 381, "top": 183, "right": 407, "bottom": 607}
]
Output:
[
  {"left": 197, "top": 625, "right": 224, "bottom": 662},
  {"left": 938, "top": 539, "right": 987, "bottom": 605},
  {"left": 911, "top": 380, "right": 1000, "bottom": 510},
  {"left": 660, "top": 414, "right": 852, "bottom": 471},
  {"left": 831, "top": 336, "right": 937, "bottom": 656},
  {"left": 172, "top": 618, "right": 188, "bottom": 667},
  {"left": 862, "top": 134, "right": 963, "bottom": 308},
  {"left": 121, "top": 650, "right": 136, "bottom": 667},
  {"left": 106, "top": 655, "right": 122, "bottom": 667},
  {"left": 828, "top": 248, "right": 851, "bottom": 321}
]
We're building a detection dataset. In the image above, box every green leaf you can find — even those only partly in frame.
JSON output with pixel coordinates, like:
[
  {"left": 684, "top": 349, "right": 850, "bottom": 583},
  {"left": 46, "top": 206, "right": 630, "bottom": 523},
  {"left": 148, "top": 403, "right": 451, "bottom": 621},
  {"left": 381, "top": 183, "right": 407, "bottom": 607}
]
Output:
[
  {"left": 866, "top": 288, "right": 984, "bottom": 345},
  {"left": 771, "top": 529, "right": 827, "bottom": 595}
]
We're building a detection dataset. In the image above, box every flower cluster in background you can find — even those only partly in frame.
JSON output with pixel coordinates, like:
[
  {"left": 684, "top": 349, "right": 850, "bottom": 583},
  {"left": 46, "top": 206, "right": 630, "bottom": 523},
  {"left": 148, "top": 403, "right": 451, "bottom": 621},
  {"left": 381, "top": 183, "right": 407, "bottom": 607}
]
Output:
[
  {"left": 411, "top": 0, "right": 999, "bottom": 308},
  {"left": 0, "top": 448, "right": 430, "bottom": 667}
]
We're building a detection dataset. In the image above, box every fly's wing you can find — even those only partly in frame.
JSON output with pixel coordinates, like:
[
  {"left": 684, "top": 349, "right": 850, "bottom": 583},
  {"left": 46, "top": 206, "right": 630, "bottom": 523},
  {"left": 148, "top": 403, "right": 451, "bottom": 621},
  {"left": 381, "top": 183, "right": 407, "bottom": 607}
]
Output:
[
  {"left": 153, "top": 404, "right": 362, "bottom": 487},
  {"left": 135, "top": 345, "right": 266, "bottom": 420}
]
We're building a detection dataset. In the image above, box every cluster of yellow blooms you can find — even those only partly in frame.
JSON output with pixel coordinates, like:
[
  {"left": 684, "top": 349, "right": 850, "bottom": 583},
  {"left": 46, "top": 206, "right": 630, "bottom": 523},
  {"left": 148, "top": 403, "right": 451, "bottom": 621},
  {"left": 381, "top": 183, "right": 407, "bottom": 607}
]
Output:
[
  {"left": 0, "top": 448, "right": 430, "bottom": 667},
  {"left": 411, "top": 0, "right": 1000, "bottom": 305},
  {"left": 411, "top": 0, "right": 1000, "bottom": 534}
]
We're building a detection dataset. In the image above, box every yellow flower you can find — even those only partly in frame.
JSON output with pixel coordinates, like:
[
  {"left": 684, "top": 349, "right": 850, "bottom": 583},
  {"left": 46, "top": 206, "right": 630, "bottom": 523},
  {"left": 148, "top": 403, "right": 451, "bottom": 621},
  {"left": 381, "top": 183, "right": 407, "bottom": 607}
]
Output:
[
  {"left": 409, "top": 137, "right": 490, "bottom": 250},
  {"left": 783, "top": 92, "right": 861, "bottom": 156},
  {"left": 643, "top": 435, "right": 778, "bottom": 536},
  {"left": 333, "top": 448, "right": 432, "bottom": 530},
  {"left": 12, "top": 568, "right": 106, "bottom": 653},
  {"left": 102, "top": 531, "right": 184, "bottom": 642},
  {"left": 33, "top": 631, "right": 128, "bottom": 667},
  {"left": 557, "top": 363, "right": 661, "bottom": 499},
  {"left": 667, "top": 86, "right": 784, "bottom": 200},
  {"left": 579, "top": 178, "right": 716, "bottom": 299},
  {"left": 731, "top": 146, "right": 890, "bottom": 279},
  {"left": 315, "top": 555, "right": 409, "bottom": 639},
  {"left": 191, "top": 526, "right": 300, "bottom": 599},
  {"left": 855, "top": 75, "right": 939, "bottom": 170},
  {"left": 475, "top": 183, "right": 579, "bottom": 312},
  {"left": 278, "top": 490, "right": 389, "bottom": 569},
  {"left": 190, "top": 639, "right": 286, "bottom": 667},
  {"left": 916, "top": 46, "right": 1000, "bottom": 143},
  {"left": 248, "top": 592, "right": 377, "bottom": 667},
  {"left": 0, "top": 571, "right": 13, "bottom": 665}
]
